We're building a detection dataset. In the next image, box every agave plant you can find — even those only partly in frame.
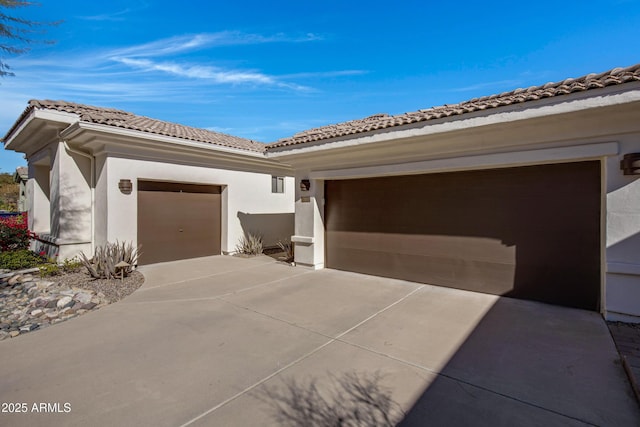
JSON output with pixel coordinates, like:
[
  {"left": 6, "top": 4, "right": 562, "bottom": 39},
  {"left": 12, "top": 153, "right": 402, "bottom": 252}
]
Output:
[
  {"left": 235, "top": 232, "right": 263, "bottom": 255},
  {"left": 277, "top": 239, "right": 294, "bottom": 263},
  {"left": 80, "top": 240, "right": 140, "bottom": 279}
]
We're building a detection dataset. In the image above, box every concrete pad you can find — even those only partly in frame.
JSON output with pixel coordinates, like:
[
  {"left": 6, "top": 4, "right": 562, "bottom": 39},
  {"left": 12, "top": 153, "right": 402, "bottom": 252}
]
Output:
[
  {"left": 343, "top": 284, "right": 640, "bottom": 426},
  {"left": 435, "top": 298, "right": 639, "bottom": 427},
  {"left": 221, "top": 268, "right": 421, "bottom": 337},
  {"left": 0, "top": 297, "right": 328, "bottom": 427},
  {"left": 343, "top": 284, "right": 499, "bottom": 372},
  {"left": 126, "top": 261, "right": 307, "bottom": 304},
  {"left": 195, "top": 340, "right": 433, "bottom": 426},
  {"left": 137, "top": 255, "right": 275, "bottom": 288},
  {"left": 194, "top": 340, "right": 591, "bottom": 427},
  {"left": 0, "top": 258, "right": 638, "bottom": 426},
  {"left": 397, "top": 373, "right": 592, "bottom": 427}
]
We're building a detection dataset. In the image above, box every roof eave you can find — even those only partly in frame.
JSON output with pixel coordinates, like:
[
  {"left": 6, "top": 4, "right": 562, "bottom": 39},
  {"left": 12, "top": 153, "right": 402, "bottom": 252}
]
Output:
[
  {"left": 3, "top": 109, "right": 79, "bottom": 153},
  {"left": 62, "top": 121, "right": 268, "bottom": 158},
  {"left": 266, "top": 84, "right": 640, "bottom": 159}
]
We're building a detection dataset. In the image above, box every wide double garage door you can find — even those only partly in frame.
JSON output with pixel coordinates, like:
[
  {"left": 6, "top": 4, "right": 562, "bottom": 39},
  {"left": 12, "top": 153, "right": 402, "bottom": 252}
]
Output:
[
  {"left": 325, "top": 161, "right": 601, "bottom": 310},
  {"left": 137, "top": 181, "right": 221, "bottom": 265}
]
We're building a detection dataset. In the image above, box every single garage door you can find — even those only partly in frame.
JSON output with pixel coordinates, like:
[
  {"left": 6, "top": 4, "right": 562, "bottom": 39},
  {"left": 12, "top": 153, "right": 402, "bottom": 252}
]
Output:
[
  {"left": 325, "top": 161, "right": 601, "bottom": 310},
  {"left": 138, "top": 181, "right": 222, "bottom": 265}
]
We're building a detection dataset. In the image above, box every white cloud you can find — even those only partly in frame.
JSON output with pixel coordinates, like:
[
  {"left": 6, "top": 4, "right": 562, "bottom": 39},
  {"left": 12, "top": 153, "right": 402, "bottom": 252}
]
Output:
[
  {"left": 112, "top": 57, "right": 273, "bottom": 83},
  {"left": 100, "top": 32, "right": 330, "bottom": 91},
  {"left": 110, "top": 57, "right": 311, "bottom": 91},
  {"left": 0, "top": 29, "right": 359, "bottom": 135},
  {"left": 108, "top": 34, "right": 215, "bottom": 58},
  {"left": 77, "top": 8, "right": 133, "bottom": 22},
  {"left": 108, "top": 31, "right": 323, "bottom": 58}
]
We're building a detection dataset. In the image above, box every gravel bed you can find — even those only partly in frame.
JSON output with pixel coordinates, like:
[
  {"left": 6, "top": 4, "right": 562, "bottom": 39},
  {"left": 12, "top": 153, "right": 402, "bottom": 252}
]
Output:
[
  {"left": 50, "top": 270, "right": 145, "bottom": 303},
  {"left": 1, "top": 269, "right": 145, "bottom": 340}
]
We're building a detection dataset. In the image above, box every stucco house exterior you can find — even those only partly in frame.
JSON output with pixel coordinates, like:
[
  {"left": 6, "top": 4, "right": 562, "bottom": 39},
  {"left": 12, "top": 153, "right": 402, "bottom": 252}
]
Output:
[
  {"left": 2, "top": 102, "right": 295, "bottom": 265},
  {"left": 13, "top": 166, "right": 28, "bottom": 212},
  {"left": 3, "top": 63, "right": 640, "bottom": 322}
]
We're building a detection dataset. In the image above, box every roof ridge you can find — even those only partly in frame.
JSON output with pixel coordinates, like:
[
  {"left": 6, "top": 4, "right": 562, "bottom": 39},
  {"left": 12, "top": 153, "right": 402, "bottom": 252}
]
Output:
[
  {"left": 268, "top": 63, "right": 640, "bottom": 148},
  {"left": 17, "top": 99, "right": 266, "bottom": 153}
]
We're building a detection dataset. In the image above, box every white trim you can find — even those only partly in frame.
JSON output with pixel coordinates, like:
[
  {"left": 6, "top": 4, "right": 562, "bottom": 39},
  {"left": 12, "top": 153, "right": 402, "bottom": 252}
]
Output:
[
  {"left": 293, "top": 262, "right": 325, "bottom": 270},
  {"left": 35, "top": 110, "right": 79, "bottom": 124},
  {"left": 61, "top": 121, "right": 267, "bottom": 159},
  {"left": 4, "top": 109, "right": 77, "bottom": 149},
  {"left": 607, "top": 262, "right": 640, "bottom": 276},
  {"left": 291, "top": 235, "right": 314, "bottom": 244},
  {"left": 309, "top": 142, "right": 619, "bottom": 180},
  {"left": 268, "top": 88, "right": 640, "bottom": 157}
]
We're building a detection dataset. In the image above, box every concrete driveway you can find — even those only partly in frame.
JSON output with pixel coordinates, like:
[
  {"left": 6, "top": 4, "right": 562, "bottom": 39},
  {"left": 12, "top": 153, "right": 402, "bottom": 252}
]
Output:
[{"left": 0, "top": 255, "right": 638, "bottom": 426}]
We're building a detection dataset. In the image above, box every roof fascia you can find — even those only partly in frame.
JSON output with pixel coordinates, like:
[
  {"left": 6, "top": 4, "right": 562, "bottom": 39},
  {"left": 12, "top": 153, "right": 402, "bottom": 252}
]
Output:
[
  {"left": 266, "top": 84, "right": 640, "bottom": 159},
  {"left": 61, "top": 121, "right": 292, "bottom": 172},
  {"left": 4, "top": 109, "right": 78, "bottom": 150},
  {"left": 62, "top": 121, "right": 267, "bottom": 158}
]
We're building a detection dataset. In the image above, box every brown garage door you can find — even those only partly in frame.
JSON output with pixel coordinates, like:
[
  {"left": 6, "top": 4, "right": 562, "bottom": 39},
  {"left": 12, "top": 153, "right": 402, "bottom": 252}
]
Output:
[
  {"left": 138, "top": 181, "right": 221, "bottom": 265},
  {"left": 325, "top": 161, "right": 601, "bottom": 310}
]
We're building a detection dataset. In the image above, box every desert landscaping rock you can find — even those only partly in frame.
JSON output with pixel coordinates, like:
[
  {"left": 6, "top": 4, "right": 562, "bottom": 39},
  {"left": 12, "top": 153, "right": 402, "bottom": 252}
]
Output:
[
  {"left": 56, "top": 296, "right": 73, "bottom": 309},
  {"left": 0, "top": 269, "right": 144, "bottom": 340}
]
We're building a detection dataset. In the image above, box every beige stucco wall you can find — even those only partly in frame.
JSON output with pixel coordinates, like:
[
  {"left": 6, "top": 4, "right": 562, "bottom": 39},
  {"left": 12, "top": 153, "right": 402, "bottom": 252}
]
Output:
[
  {"left": 24, "top": 143, "right": 93, "bottom": 260},
  {"left": 97, "top": 156, "right": 294, "bottom": 256},
  {"left": 22, "top": 135, "right": 294, "bottom": 263},
  {"left": 276, "top": 94, "right": 640, "bottom": 321},
  {"left": 604, "top": 137, "right": 640, "bottom": 322}
]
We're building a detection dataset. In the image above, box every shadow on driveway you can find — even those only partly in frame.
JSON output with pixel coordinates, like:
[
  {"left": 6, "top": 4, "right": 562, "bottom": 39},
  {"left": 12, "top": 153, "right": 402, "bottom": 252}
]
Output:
[{"left": 0, "top": 255, "right": 638, "bottom": 426}]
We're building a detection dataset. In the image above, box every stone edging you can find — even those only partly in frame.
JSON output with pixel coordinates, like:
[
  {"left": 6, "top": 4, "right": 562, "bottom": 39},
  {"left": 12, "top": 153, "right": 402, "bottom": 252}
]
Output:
[{"left": 0, "top": 269, "right": 110, "bottom": 340}]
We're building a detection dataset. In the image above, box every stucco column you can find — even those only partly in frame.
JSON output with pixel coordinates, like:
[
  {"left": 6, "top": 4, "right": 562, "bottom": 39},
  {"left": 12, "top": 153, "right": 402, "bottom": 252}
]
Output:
[
  {"left": 28, "top": 163, "right": 51, "bottom": 234},
  {"left": 292, "top": 172, "right": 325, "bottom": 269},
  {"left": 49, "top": 142, "right": 92, "bottom": 259},
  {"left": 604, "top": 144, "right": 640, "bottom": 322}
]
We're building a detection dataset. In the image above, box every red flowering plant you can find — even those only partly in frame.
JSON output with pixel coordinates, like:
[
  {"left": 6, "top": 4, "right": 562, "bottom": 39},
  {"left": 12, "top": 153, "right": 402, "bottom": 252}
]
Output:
[{"left": 0, "top": 214, "right": 37, "bottom": 252}]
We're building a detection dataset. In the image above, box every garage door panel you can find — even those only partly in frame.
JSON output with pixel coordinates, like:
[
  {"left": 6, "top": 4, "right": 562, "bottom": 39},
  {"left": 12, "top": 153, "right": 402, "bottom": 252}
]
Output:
[
  {"left": 138, "top": 182, "right": 221, "bottom": 265},
  {"left": 325, "top": 161, "right": 600, "bottom": 310},
  {"left": 327, "top": 231, "right": 516, "bottom": 264},
  {"left": 326, "top": 243, "right": 517, "bottom": 295}
]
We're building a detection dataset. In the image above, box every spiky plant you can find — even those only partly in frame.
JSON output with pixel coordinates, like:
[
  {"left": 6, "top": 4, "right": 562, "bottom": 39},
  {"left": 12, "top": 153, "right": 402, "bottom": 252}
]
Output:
[
  {"left": 277, "top": 239, "right": 294, "bottom": 263},
  {"left": 80, "top": 241, "right": 140, "bottom": 279},
  {"left": 236, "top": 232, "right": 263, "bottom": 255}
]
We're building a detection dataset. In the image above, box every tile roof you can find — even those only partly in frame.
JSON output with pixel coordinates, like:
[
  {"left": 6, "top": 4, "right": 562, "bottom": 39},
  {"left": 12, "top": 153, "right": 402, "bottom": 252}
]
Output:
[
  {"left": 268, "top": 63, "right": 640, "bottom": 148},
  {"left": 14, "top": 166, "right": 27, "bottom": 179},
  {"left": 6, "top": 100, "right": 266, "bottom": 153}
]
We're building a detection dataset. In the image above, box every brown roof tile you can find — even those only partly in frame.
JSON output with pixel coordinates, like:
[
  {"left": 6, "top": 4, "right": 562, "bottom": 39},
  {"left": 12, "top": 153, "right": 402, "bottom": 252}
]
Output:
[
  {"left": 7, "top": 100, "right": 266, "bottom": 153},
  {"left": 268, "top": 63, "right": 640, "bottom": 148}
]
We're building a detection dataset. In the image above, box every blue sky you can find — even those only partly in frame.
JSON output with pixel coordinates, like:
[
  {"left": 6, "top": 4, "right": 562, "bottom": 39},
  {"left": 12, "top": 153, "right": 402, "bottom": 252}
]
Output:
[{"left": 1, "top": 0, "right": 639, "bottom": 173}]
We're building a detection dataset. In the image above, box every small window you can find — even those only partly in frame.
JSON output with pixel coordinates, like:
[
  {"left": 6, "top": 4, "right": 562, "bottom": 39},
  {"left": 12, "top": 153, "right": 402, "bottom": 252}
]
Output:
[{"left": 272, "top": 176, "right": 285, "bottom": 193}]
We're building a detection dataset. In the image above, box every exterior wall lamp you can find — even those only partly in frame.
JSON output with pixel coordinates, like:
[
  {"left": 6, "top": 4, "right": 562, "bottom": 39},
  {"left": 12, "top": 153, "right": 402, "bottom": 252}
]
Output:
[
  {"left": 621, "top": 153, "right": 640, "bottom": 175},
  {"left": 118, "top": 179, "right": 133, "bottom": 194},
  {"left": 300, "top": 179, "right": 311, "bottom": 191}
]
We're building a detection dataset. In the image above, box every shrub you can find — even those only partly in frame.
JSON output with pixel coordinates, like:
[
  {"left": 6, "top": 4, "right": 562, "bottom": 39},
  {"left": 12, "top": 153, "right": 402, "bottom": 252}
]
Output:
[
  {"left": 79, "top": 241, "right": 140, "bottom": 279},
  {"left": 61, "top": 257, "right": 82, "bottom": 273},
  {"left": 277, "top": 239, "right": 294, "bottom": 263},
  {"left": 0, "top": 214, "right": 34, "bottom": 252},
  {"left": 0, "top": 249, "right": 47, "bottom": 270},
  {"left": 39, "top": 263, "right": 61, "bottom": 277},
  {"left": 236, "top": 233, "right": 263, "bottom": 255}
]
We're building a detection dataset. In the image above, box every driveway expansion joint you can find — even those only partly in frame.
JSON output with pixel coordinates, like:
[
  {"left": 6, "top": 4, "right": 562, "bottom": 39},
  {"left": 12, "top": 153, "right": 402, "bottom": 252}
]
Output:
[
  {"left": 136, "top": 260, "right": 273, "bottom": 293},
  {"left": 178, "top": 284, "right": 425, "bottom": 426},
  {"left": 333, "top": 338, "right": 600, "bottom": 426},
  {"left": 123, "top": 270, "right": 314, "bottom": 305}
]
